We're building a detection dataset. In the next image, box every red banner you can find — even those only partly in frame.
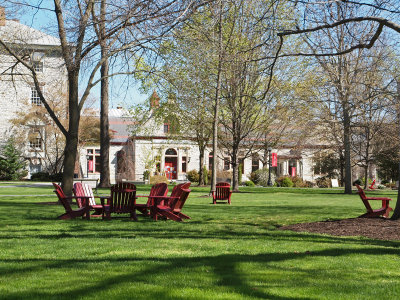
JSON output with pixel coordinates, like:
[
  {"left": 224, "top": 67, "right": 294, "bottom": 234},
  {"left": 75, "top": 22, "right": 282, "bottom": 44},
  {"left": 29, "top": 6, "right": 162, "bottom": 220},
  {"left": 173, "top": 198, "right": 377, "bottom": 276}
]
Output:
[
  {"left": 88, "top": 160, "right": 94, "bottom": 172},
  {"left": 271, "top": 153, "right": 278, "bottom": 167},
  {"left": 291, "top": 167, "right": 296, "bottom": 177}
]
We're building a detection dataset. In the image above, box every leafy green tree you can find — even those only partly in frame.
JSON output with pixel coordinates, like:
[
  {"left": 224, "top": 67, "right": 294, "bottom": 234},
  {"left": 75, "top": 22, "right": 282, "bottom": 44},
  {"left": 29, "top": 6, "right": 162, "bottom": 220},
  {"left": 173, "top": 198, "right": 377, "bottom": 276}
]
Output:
[{"left": 0, "top": 139, "right": 28, "bottom": 180}]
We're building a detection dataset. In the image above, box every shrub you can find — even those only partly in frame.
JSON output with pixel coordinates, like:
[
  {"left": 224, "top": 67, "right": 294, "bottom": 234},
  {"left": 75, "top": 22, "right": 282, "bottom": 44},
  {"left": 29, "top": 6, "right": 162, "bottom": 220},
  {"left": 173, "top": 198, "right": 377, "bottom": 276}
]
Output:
[
  {"left": 216, "top": 170, "right": 232, "bottom": 181},
  {"left": 385, "top": 182, "right": 396, "bottom": 189},
  {"left": 49, "top": 173, "right": 63, "bottom": 182},
  {"left": 203, "top": 166, "right": 208, "bottom": 185},
  {"left": 245, "top": 180, "right": 255, "bottom": 187},
  {"left": 304, "top": 181, "right": 315, "bottom": 188},
  {"left": 149, "top": 175, "right": 169, "bottom": 184},
  {"left": 0, "top": 138, "right": 28, "bottom": 180},
  {"left": 249, "top": 168, "right": 275, "bottom": 186},
  {"left": 291, "top": 176, "right": 306, "bottom": 187},
  {"left": 31, "top": 172, "right": 62, "bottom": 182},
  {"left": 31, "top": 172, "right": 50, "bottom": 181},
  {"left": 280, "top": 177, "right": 293, "bottom": 187},
  {"left": 316, "top": 176, "right": 331, "bottom": 188},
  {"left": 276, "top": 176, "right": 294, "bottom": 187},
  {"left": 143, "top": 170, "right": 150, "bottom": 180},
  {"left": 186, "top": 169, "right": 199, "bottom": 183}
]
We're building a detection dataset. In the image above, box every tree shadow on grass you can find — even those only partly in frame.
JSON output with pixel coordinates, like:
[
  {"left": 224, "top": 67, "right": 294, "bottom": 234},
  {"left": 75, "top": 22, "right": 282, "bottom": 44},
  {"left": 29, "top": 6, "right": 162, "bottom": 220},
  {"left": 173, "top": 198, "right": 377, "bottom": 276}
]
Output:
[{"left": 1, "top": 247, "right": 400, "bottom": 299}]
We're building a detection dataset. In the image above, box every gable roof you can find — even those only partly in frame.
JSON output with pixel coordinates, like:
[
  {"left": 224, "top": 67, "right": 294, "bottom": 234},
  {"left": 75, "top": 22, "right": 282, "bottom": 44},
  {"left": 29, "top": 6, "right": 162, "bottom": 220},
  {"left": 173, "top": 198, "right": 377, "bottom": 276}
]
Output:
[{"left": 0, "top": 20, "right": 60, "bottom": 47}]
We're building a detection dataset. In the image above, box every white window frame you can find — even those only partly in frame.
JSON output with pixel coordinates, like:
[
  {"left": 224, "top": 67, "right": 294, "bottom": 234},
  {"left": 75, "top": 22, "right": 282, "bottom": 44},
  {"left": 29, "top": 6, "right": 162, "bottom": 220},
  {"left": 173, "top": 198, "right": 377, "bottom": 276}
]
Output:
[{"left": 31, "top": 86, "right": 44, "bottom": 106}]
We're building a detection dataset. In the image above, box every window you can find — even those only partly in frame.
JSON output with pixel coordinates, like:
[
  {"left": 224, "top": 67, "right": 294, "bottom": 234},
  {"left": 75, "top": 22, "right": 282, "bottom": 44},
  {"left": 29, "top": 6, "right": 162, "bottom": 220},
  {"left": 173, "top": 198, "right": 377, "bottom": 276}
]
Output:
[
  {"left": 87, "top": 149, "right": 101, "bottom": 173},
  {"left": 29, "top": 129, "right": 43, "bottom": 150},
  {"left": 31, "top": 86, "right": 44, "bottom": 106},
  {"left": 208, "top": 152, "right": 213, "bottom": 170},
  {"left": 224, "top": 158, "right": 230, "bottom": 170},
  {"left": 164, "top": 123, "right": 169, "bottom": 133},
  {"left": 33, "top": 61, "right": 43, "bottom": 72},
  {"left": 31, "top": 52, "right": 44, "bottom": 72},
  {"left": 252, "top": 155, "right": 259, "bottom": 173},
  {"left": 165, "top": 148, "right": 177, "bottom": 156},
  {"left": 182, "top": 156, "right": 187, "bottom": 173},
  {"left": 163, "top": 116, "right": 179, "bottom": 134}
]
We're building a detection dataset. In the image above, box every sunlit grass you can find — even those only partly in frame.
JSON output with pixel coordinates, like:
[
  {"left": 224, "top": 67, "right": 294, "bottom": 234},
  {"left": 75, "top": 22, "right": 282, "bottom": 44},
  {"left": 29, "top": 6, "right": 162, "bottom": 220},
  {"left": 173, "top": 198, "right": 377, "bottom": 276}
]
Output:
[{"left": 0, "top": 183, "right": 399, "bottom": 299}]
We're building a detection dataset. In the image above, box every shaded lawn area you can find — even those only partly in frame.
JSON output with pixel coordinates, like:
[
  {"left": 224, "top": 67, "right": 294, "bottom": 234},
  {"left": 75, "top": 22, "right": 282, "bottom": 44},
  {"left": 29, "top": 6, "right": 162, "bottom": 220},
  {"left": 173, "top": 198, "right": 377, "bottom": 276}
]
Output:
[{"left": 0, "top": 183, "right": 400, "bottom": 299}]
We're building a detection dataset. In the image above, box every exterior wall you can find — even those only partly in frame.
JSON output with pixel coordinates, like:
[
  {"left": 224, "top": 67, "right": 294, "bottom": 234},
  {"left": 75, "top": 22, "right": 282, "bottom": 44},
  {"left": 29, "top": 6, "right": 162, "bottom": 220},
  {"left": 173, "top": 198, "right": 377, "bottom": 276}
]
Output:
[{"left": 0, "top": 20, "right": 67, "bottom": 177}]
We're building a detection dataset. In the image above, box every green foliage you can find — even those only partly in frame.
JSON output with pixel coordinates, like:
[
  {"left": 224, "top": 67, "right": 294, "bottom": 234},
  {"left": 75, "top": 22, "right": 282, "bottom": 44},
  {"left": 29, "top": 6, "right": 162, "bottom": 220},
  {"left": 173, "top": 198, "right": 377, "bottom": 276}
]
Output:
[
  {"left": 244, "top": 180, "right": 255, "bottom": 187},
  {"left": 280, "top": 177, "right": 294, "bottom": 187},
  {"left": 30, "top": 172, "right": 62, "bottom": 182},
  {"left": 316, "top": 177, "right": 331, "bottom": 188},
  {"left": 249, "top": 168, "right": 275, "bottom": 186},
  {"left": 313, "top": 152, "right": 340, "bottom": 179},
  {"left": 290, "top": 176, "right": 307, "bottom": 188},
  {"left": 149, "top": 175, "right": 169, "bottom": 185},
  {"left": 0, "top": 138, "right": 27, "bottom": 180},
  {"left": 143, "top": 170, "right": 150, "bottom": 180},
  {"left": 186, "top": 169, "right": 199, "bottom": 183},
  {"left": 202, "top": 166, "right": 208, "bottom": 185}
]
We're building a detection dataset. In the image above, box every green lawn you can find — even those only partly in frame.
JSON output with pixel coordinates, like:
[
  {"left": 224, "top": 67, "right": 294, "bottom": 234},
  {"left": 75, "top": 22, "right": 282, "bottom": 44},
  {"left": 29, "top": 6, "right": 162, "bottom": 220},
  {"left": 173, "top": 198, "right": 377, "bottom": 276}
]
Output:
[{"left": 0, "top": 183, "right": 399, "bottom": 299}]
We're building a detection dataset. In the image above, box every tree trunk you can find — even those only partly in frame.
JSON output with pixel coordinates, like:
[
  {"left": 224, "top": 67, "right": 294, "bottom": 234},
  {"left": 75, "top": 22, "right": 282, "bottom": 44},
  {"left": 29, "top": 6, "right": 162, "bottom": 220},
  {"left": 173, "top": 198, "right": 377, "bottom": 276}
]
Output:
[
  {"left": 339, "top": 151, "right": 345, "bottom": 187},
  {"left": 210, "top": 0, "right": 223, "bottom": 195},
  {"left": 198, "top": 148, "right": 205, "bottom": 186},
  {"left": 99, "top": 0, "right": 111, "bottom": 188},
  {"left": 61, "top": 73, "right": 80, "bottom": 196},
  {"left": 343, "top": 105, "right": 352, "bottom": 194},
  {"left": 231, "top": 151, "right": 239, "bottom": 191},
  {"left": 99, "top": 59, "right": 110, "bottom": 187},
  {"left": 391, "top": 79, "right": 400, "bottom": 220}
]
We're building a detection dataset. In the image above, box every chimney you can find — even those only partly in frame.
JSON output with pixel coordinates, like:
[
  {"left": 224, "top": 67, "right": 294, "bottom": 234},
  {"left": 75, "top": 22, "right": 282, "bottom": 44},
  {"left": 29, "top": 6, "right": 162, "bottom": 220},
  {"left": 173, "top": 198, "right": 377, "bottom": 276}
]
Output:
[
  {"left": 149, "top": 90, "right": 160, "bottom": 108},
  {"left": 0, "top": 7, "right": 5, "bottom": 26}
]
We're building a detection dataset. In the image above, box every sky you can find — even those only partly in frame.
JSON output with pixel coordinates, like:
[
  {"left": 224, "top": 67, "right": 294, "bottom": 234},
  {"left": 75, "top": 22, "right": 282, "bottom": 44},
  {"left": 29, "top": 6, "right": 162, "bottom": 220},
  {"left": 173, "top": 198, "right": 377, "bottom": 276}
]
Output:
[{"left": 16, "top": 2, "right": 150, "bottom": 109}]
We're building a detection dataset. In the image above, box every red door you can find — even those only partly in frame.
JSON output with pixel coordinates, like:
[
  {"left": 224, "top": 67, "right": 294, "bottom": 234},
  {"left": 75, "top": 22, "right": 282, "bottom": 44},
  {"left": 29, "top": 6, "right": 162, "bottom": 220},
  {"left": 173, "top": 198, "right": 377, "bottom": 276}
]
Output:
[{"left": 165, "top": 157, "right": 177, "bottom": 179}]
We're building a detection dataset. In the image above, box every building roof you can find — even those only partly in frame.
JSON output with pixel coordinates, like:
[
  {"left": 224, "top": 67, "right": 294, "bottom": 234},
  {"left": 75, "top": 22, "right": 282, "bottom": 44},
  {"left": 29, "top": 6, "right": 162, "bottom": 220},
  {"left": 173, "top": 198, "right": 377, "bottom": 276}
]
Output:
[
  {"left": 109, "top": 108, "right": 136, "bottom": 144},
  {"left": 0, "top": 19, "right": 61, "bottom": 47}
]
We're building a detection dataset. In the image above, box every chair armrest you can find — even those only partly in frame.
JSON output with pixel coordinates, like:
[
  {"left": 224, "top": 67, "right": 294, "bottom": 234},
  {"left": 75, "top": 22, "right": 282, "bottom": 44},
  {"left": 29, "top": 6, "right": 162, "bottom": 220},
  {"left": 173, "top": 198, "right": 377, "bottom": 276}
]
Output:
[{"left": 365, "top": 197, "right": 391, "bottom": 201}]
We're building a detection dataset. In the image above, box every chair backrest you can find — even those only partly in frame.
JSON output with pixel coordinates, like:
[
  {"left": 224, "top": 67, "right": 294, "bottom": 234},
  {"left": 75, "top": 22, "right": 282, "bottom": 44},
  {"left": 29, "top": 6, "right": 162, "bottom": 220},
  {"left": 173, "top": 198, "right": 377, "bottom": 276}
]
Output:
[
  {"left": 215, "top": 182, "right": 231, "bottom": 200},
  {"left": 170, "top": 182, "right": 191, "bottom": 199},
  {"left": 369, "top": 179, "right": 376, "bottom": 189},
  {"left": 110, "top": 182, "right": 136, "bottom": 213},
  {"left": 172, "top": 188, "right": 191, "bottom": 211},
  {"left": 52, "top": 182, "right": 72, "bottom": 212},
  {"left": 147, "top": 183, "right": 168, "bottom": 206},
  {"left": 73, "top": 182, "right": 96, "bottom": 207},
  {"left": 355, "top": 184, "right": 372, "bottom": 212}
]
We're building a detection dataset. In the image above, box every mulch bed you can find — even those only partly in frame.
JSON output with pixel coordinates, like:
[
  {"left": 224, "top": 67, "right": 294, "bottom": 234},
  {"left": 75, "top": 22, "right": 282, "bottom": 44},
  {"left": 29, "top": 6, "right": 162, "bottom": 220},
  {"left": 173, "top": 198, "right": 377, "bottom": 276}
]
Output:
[{"left": 280, "top": 218, "right": 400, "bottom": 241}]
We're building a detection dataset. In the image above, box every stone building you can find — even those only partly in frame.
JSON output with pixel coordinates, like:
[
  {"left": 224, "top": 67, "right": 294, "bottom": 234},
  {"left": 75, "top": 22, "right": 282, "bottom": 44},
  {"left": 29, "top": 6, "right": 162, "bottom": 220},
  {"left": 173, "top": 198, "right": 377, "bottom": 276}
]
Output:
[
  {"left": 79, "top": 97, "right": 328, "bottom": 185},
  {"left": 0, "top": 7, "right": 67, "bottom": 176}
]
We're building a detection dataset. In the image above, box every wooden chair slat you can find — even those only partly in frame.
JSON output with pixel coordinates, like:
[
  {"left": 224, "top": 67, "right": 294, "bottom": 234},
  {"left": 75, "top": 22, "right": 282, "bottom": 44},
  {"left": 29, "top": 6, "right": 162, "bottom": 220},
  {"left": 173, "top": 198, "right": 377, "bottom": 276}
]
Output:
[{"left": 212, "top": 182, "right": 232, "bottom": 204}]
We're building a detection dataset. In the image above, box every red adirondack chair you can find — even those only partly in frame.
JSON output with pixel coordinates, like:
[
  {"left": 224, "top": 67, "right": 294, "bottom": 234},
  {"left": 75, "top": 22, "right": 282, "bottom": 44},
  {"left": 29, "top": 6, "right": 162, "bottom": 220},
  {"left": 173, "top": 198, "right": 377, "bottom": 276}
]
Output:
[
  {"left": 73, "top": 182, "right": 103, "bottom": 217},
  {"left": 163, "top": 182, "right": 191, "bottom": 207},
  {"left": 369, "top": 179, "right": 376, "bottom": 190},
  {"left": 150, "top": 182, "right": 191, "bottom": 220},
  {"left": 212, "top": 182, "right": 232, "bottom": 204},
  {"left": 355, "top": 184, "right": 392, "bottom": 218},
  {"left": 101, "top": 182, "right": 137, "bottom": 220},
  {"left": 52, "top": 183, "right": 91, "bottom": 220},
  {"left": 152, "top": 188, "right": 191, "bottom": 222},
  {"left": 136, "top": 182, "right": 168, "bottom": 216}
]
